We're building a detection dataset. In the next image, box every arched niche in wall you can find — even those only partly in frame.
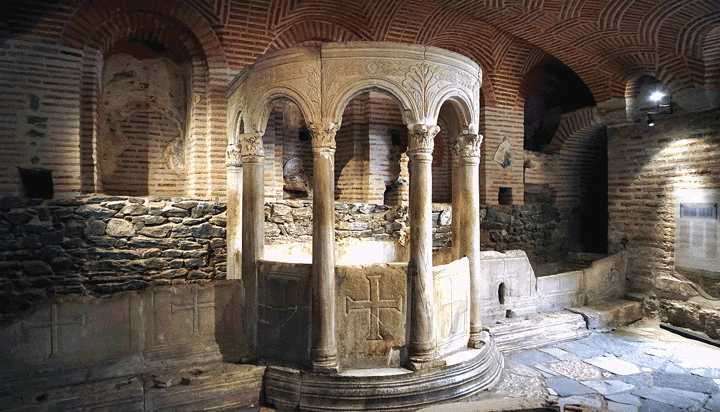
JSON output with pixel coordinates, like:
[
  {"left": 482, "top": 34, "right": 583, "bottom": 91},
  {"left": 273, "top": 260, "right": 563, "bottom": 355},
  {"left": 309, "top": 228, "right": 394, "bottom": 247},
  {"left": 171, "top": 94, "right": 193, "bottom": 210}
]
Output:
[
  {"left": 522, "top": 59, "right": 595, "bottom": 153},
  {"left": 73, "top": 11, "right": 212, "bottom": 197},
  {"left": 99, "top": 39, "right": 189, "bottom": 196}
]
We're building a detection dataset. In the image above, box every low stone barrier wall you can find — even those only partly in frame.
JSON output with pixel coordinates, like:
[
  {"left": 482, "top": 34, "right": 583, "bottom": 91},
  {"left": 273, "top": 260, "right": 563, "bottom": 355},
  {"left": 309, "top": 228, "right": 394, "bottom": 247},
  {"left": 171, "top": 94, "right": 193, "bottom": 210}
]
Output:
[
  {"left": 0, "top": 195, "right": 227, "bottom": 323},
  {"left": 1, "top": 194, "right": 577, "bottom": 324}
]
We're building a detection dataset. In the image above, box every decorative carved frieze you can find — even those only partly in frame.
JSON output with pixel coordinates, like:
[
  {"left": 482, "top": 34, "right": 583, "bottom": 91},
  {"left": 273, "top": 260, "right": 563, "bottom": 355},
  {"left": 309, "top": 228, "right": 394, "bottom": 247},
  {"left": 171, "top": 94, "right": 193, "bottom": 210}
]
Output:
[
  {"left": 240, "top": 133, "right": 264, "bottom": 158},
  {"left": 407, "top": 124, "right": 440, "bottom": 155},
  {"left": 308, "top": 122, "right": 340, "bottom": 151}
]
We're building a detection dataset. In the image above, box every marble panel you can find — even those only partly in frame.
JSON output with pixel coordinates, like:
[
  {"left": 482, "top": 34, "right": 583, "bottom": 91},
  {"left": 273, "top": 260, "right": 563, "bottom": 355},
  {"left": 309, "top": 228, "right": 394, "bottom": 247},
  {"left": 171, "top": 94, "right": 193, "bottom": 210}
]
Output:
[
  {"left": 336, "top": 263, "right": 407, "bottom": 368},
  {"left": 257, "top": 261, "right": 311, "bottom": 365},
  {"left": 434, "top": 258, "right": 470, "bottom": 355}
]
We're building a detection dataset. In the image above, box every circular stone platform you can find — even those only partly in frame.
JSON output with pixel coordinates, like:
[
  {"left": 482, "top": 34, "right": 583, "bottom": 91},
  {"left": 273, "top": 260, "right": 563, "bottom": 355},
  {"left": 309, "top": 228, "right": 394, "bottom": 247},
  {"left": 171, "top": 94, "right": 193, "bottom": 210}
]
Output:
[{"left": 263, "top": 338, "right": 504, "bottom": 411}]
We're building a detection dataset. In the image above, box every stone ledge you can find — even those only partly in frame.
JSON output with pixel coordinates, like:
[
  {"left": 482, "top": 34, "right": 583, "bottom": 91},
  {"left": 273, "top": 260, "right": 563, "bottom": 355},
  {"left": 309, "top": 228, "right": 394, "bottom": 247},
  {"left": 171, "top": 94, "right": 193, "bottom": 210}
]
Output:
[
  {"left": 568, "top": 299, "right": 643, "bottom": 332},
  {"left": 487, "top": 310, "right": 590, "bottom": 353}
]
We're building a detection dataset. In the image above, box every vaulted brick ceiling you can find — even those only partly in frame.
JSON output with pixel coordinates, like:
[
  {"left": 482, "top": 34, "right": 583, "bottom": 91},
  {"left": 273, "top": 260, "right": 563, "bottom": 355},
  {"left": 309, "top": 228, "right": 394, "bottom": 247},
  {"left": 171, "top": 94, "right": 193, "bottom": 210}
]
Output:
[{"left": 9, "top": 0, "right": 720, "bottom": 108}]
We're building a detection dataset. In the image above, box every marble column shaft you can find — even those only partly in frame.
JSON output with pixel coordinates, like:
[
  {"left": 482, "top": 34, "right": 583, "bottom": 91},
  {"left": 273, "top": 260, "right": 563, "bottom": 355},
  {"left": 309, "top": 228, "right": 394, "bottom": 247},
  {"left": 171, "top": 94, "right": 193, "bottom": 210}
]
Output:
[
  {"left": 309, "top": 122, "right": 340, "bottom": 373},
  {"left": 407, "top": 124, "right": 444, "bottom": 370},
  {"left": 240, "top": 133, "right": 265, "bottom": 355},
  {"left": 455, "top": 134, "right": 484, "bottom": 347},
  {"left": 226, "top": 143, "right": 243, "bottom": 280}
]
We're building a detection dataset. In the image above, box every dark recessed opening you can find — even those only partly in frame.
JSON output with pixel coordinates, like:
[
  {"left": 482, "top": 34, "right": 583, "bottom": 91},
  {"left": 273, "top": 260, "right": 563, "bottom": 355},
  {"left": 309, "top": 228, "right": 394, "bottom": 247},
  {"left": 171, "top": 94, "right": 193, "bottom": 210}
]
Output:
[
  {"left": 298, "top": 128, "right": 310, "bottom": 141},
  {"left": 498, "top": 187, "right": 513, "bottom": 205},
  {"left": 498, "top": 282, "right": 506, "bottom": 305},
  {"left": 389, "top": 128, "right": 403, "bottom": 146},
  {"left": 19, "top": 167, "right": 53, "bottom": 199}
]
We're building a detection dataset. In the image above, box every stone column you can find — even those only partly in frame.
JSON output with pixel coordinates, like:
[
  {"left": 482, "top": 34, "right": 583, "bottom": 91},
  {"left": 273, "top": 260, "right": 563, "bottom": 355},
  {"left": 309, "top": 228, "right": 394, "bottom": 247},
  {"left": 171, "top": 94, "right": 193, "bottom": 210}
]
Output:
[
  {"left": 226, "top": 143, "right": 242, "bottom": 280},
  {"left": 406, "top": 123, "right": 445, "bottom": 371},
  {"left": 450, "top": 139, "right": 461, "bottom": 261},
  {"left": 454, "top": 133, "right": 484, "bottom": 348},
  {"left": 308, "top": 122, "right": 340, "bottom": 373},
  {"left": 240, "top": 132, "right": 264, "bottom": 355}
]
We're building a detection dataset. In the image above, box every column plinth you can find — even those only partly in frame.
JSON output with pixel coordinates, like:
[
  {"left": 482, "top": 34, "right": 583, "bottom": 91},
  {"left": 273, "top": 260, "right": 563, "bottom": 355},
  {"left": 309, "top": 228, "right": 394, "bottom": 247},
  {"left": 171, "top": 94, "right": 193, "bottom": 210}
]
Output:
[
  {"left": 406, "top": 124, "right": 445, "bottom": 371},
  {"left": 309, "top": 122, "right": 340, "bottom": 374}
]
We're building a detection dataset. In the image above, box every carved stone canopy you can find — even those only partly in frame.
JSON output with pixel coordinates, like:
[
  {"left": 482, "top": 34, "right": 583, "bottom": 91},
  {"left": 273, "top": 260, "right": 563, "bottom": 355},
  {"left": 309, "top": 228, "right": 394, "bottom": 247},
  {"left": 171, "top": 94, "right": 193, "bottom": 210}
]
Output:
[{"left": 227, "top": 42, "right": 482, "bottom": 142}]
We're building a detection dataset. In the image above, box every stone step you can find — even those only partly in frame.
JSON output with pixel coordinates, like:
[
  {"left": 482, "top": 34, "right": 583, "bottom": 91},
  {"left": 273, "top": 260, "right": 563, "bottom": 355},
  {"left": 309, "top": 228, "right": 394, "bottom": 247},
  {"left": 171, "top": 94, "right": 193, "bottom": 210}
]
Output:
[
  {"left": 487, "top": 310, "right": 590, "bottom": 353},
  {"left": 568, "top": 299, "right": 644, "bottom": 332},
  {"left": 0, "top": 362, "right": 265, "bottom": 412}
]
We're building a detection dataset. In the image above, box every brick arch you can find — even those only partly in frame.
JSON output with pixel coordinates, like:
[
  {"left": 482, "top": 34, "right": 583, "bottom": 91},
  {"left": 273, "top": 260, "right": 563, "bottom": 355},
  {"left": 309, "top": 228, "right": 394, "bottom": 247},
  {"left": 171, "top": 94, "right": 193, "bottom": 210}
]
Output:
[
  {"left": 703, "top": 25, "right": 720, "bottom": 107},
  {"left": 548, "top": 107, "right": 599, "bottom": 154},
  {"left": 60, "top": 0, "right": 228, "bottom": 69},
  {"left": 266, "top": 20, "right": 368, "bottom": 53},
  {"left": 269, "top": 6, "right": 374, "bottom": 50}
]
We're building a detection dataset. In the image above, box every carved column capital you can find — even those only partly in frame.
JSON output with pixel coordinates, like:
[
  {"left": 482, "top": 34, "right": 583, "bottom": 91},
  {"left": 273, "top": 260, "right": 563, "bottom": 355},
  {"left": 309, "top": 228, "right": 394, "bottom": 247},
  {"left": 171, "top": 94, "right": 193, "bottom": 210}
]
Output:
[
  {"left": 226, "top": 143, "right": 242, "bottom": 167},
  {"left": 308, "top": 122, "right": 340, "bottom": 152},
  {"left": 407, "top": 124, "right": 440, "bottom": 155},
  {"left": 453, "top": 133, "right": 483, "bottom": 161},
  {"left": 240, "top": 133, "right": 264, "bottom": 159}
]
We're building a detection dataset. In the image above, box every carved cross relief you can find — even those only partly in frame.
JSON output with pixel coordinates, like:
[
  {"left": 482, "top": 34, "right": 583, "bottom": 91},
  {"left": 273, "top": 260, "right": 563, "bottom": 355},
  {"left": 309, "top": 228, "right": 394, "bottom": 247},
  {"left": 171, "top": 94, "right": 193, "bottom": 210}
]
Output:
[
  {"left": 346, "top": 275, "right": 403, "bottom": 341},
  {"left": 22, "top": 304, "right": 87, "bottom": 358},
  {"left": 171, "top": 287, "right": 216, "bottom": 336}
]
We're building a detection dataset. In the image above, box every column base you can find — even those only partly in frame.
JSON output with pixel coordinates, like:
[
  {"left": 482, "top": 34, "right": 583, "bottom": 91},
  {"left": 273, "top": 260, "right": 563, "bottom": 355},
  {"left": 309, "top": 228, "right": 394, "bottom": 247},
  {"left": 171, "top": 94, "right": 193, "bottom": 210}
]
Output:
[
  {"left": 407, "top": 356, "right": 447, "bottom": 371},
  {"left": 468, "top": 330, "right": 491, "bottom": 349},
  {"left": 312, "top": 357, "right": 339, "bottom": 375}
]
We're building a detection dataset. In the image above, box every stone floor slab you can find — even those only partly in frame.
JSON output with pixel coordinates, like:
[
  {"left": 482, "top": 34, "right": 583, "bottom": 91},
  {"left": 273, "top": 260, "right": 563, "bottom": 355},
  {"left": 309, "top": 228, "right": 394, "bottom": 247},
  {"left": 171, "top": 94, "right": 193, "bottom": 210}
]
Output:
[
  {"left": 586, "top": 354, "right": 642, "bottom": 375},
  {"left": 632, "top": 386, "right": 709, "bottom": 409},
  {"left": 558, "top": 394, "right": 604, "bottom": 410},
  {"left": 704, "top": 393, "right": 720, "bottom": 411},
  {"left": 556, "top": 340, "right": 608, "bottom": 358},
  {"left": 511, "top": 349, "right": 560, "bottom": 366},
  {"left": 581, "top": 379, "right": 635, "bottom": 395},
  {"left": 606, "top": 392, "right": 642, "bottom": 406},
  {"left": 608, "top": 401, "right": 639, "bottom": 412},
  {"left": 545, "top": 377, "right": 597, "bottom": 397},
  {"left": 651, "top": 372, "right": 719, "bottom": 395},
  {"left": 539, "top": 347, "right": 577, "bottom": 361}
]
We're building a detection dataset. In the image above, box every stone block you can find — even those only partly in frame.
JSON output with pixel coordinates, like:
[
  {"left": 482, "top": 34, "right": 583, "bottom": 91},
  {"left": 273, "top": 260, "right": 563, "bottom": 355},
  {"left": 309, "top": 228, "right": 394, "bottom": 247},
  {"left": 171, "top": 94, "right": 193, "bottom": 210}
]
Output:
[
  {"left": 76, "top": 205, "right": 117, "bottom": 220},
  {"left": 336, "top": 263, "right": 407, "bottom": 368},
  {"left": 139, "top": 224, "right": 173, "bottom": 238},
  {"left": 257, "top": 261, "right": 311, "bottom": 365},
  {"left": 106, "top": 218, "right": 136, "bottom": 237},
  {"left": 434, "top": 258, "right": 470, "bottom": 355}
]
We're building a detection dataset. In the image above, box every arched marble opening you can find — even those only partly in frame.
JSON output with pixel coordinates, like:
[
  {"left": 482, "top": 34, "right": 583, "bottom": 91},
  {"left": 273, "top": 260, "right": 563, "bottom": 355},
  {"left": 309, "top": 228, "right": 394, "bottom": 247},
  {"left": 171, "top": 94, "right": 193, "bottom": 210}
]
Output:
[{"left": 226, "top": 42, "right": 502, "bottom": 411}]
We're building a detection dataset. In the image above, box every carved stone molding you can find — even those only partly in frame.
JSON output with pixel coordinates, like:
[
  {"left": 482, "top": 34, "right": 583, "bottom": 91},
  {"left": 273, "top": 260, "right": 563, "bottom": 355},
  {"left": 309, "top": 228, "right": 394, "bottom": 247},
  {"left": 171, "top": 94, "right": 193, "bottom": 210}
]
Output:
[
  {"left": 240, "top": 133, "right": 264, "bottom": 158},
  {"left": 407, "top": 124, "right": 440, "bottom": 155},
  {"left": 226, "top": 143, "right": 242, "bottom": 167},
  {"left": 308, "top": 122, "right": 340, "bottom": 152}
]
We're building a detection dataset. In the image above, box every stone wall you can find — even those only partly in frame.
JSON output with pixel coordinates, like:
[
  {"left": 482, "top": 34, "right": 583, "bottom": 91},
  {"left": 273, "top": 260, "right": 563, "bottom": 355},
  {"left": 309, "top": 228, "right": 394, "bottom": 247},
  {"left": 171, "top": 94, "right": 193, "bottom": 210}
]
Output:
[
  {"left": 0, "top": 195, "right": 227, "bottom": 324},
  {"left": 264, "top": 200, "right": 579, "bottom": 264},
  {"left": 0, "top": 193, "right": 579, "bottom": 324},
  {"left": 607, "top": 108, "right": 720, "bottom": 294}
]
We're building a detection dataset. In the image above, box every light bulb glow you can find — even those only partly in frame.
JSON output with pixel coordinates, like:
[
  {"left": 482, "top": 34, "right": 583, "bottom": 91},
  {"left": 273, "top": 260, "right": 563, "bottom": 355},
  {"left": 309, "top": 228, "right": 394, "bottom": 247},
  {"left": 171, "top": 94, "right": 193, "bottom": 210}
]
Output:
[{"left": 649, "top": 91, "right": 665, "bottom": 102}]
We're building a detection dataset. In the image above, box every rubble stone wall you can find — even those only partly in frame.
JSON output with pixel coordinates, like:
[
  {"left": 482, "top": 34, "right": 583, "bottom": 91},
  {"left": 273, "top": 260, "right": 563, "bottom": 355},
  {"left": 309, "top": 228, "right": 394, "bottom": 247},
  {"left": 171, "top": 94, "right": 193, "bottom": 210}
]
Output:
[
  {"left": 1, "top": 194, "right": 577, "bottom": 323},
  {"left": 0, "top": 195, "right": 228, "bottom": 322}
]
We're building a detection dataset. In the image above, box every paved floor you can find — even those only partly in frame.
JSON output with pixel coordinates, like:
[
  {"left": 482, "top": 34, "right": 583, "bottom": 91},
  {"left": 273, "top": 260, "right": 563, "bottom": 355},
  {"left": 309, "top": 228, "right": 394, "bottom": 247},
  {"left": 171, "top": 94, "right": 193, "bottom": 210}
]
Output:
[{"left": 432, "top": 318, "right": 720, "bottom": 411}]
